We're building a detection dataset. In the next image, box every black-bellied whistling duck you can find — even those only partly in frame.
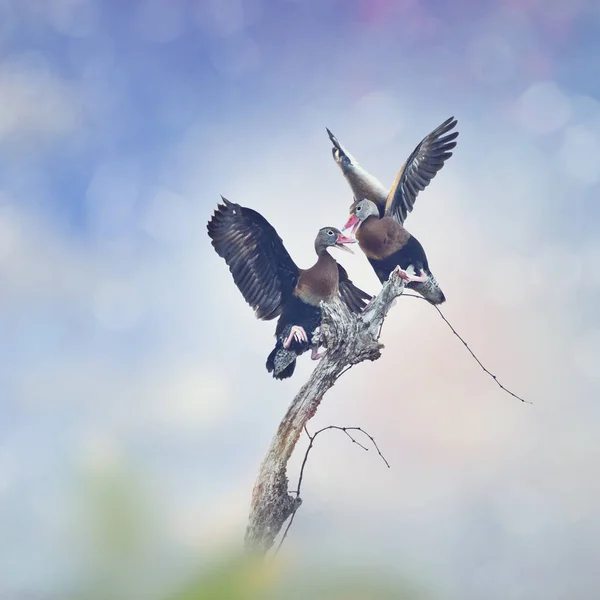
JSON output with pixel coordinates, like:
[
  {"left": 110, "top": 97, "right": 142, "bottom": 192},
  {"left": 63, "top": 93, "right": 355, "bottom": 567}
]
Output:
[
  {"left": 344, "top": 198, "right": 445, "bottom": 305},
  {"left": 327, "top": 116, "right": 458, "bottom": 218},
  {"left": 207, "top": 197, "right": 371, "bottom": 379}
]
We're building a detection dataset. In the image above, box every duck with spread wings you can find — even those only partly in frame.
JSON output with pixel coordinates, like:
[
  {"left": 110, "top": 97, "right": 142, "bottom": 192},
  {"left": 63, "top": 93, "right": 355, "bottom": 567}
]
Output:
[
  {"left": 329, "top": 117, "right": 458, "bottom": 305},
  {"left": 344, "top": 197, "right": 445, "bottom": 305},
  {"left": 327, "top": 116, "right": 458, "bottom": 218},
  {"left": 207, "top": 197, "right": 371, "bottom": 379}
]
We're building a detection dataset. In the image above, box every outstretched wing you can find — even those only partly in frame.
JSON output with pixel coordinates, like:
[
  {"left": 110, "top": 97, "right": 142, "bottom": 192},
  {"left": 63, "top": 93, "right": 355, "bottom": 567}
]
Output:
[
  {"left": 327, "top": 127, "right": 389, "bottom": 215},
  {"left": 207, "top": 197, "right": 300, "bottom": 321},
  {"left": 337, "top": 263, "right": 372, "bottom": 313},
  {"left": 385, "top": 117, "right": 458, "bottom": 224}
]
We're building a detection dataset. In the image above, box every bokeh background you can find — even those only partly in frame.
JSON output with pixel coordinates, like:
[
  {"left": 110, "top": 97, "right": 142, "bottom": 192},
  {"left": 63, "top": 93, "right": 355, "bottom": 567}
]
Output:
[{"left": 2, "top": 0, "right": 600, "bottom": 598}]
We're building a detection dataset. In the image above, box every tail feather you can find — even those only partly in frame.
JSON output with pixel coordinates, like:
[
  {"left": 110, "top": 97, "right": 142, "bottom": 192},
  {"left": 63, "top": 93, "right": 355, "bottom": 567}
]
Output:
[
  {"left": 408, "top": 270, "right": 446, "bottom": 305},
  {"left": 266, "top": 345, "right": 297, "bottom": 380},
  {"left": 266, "top": 322, "right": 316, "bottom": 380}
]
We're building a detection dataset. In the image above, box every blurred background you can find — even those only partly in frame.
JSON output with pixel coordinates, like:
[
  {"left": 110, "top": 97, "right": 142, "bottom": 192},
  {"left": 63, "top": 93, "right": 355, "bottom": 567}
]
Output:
[{"left": 1, "top": 0, "right": 600, "bottom": 598}]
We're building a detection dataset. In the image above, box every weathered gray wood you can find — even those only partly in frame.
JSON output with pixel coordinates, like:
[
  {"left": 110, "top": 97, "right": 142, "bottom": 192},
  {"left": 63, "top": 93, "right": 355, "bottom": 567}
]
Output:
[{"left": 244, "top": 270, "right": 406, "bottom": 554}]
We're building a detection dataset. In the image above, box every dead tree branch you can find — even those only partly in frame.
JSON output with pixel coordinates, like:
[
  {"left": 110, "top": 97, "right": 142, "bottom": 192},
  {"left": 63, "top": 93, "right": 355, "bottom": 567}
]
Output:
[
  {"left": 244, "top": 272, "right": 530, "bottom": 555},
  {"left": 274, "top": 424, "right": 390, "bottom": 555},
  {"left": 243, "top": 270, "right": 406, "bottom": 554}
]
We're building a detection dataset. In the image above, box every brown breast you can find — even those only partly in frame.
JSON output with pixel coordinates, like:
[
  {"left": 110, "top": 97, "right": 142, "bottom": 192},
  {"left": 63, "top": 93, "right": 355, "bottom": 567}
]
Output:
[
  {"left": 356, "top": 216, "right": 411, "bottom": 260},
  {"left": 294, "top": 253, "right": 339, "bottom": 306}
]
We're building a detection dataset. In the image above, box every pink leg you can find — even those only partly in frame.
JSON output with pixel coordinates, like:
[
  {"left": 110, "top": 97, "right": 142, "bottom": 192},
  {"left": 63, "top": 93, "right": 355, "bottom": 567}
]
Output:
[
  {"left": 392, "top": 265, "right": 412, "bottom": 281},
  {"left": 393, "top": 265, "right": 428, "bottom": 283},
  {"left": 410, "top": 268, "right": 428, "bottom": 283},
  {"left": 283, "top": 325, "right": 308, "bottom": 349}
]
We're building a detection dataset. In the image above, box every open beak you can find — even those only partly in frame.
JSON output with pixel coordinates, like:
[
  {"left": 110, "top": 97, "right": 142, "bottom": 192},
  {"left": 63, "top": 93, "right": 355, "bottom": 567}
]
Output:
[
  {"left": 335, "top": 232, "right": 356, "bottom": 254},
  {"left": 343, "top": 214, "right": 360, "bottom": 235}
]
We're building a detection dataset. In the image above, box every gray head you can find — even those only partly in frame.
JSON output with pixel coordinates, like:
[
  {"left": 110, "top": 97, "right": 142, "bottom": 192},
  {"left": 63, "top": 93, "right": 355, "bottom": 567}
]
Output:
[
  {"left": 314, "top": 226, "right": 356, "bottom": 256},
  {"left": 343, "top": 199, "right": 380, "bottom": 234},
  {"left": 353, "top": 199, "right": 380, "bottom": 221}
]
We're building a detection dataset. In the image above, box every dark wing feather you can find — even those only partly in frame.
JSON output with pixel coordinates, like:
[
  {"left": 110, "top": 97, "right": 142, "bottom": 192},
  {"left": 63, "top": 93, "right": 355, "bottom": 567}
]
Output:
[
  {"left": 385, "top": 117, "right": 459, "bottom": 224},
  {"left": 207, "top": 197, "right": 300, "bottom": 320},
  {"left": 337, "top": 263, "right": 372, "bottom": 313}
]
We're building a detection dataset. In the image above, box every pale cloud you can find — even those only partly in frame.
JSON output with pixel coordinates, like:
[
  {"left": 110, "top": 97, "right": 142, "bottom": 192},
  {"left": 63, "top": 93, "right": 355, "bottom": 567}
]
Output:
[
  {"left": 11, "top": 0, "right": 98, "bottom": 37},
  {"left": 578, "top": 241, "right": 600, "bottom": 290},
  {"left": 559, "top": 124, "right": 600, "bottom": 185},
  {"left": 0, "top": 205, "right": 88, "bottom": 312},
  {"left": 144, "top": 365, "right": 233, "bottom": 433},
  {"left": 0, "top": 199, "right": 232, "bottom": 437},
  {"left": 193, "top": 0, "right": 263, "bottom": 38},
  {"left": 139, "top": 186, "right": 196, "bottom": 245},
  {"left": 44, "top": 0, "right": 98, "bottom": 38},
  {"left": 85, "top": 160, "right": 141, "bottom": 239},
  {"left": 133, "top": 0, "right": 185, "bottom": 44},
  {"left": 572, "top": 329, "right": 600, "bottom": 385},
  {"left": 468, "top": 34, "right": 516, "bottom": 85},
  {"left": 0, "top": 202, "right": 22, "bottom": 264},
  {"left": 166, "top": 477, "right": 251, "bottom": 552},
  {"left": 0, "top": 53, "right": 83, "bottom": 142},
  {"left": 76, "top": 428, "right": 124, "bottom": 474},
  {"left": 209, "top": 33, "right": 261, "bottom": 78},
  {"left": 92, "top": 279, "right": 145, "bottom": 331},
  {"left": 515, "top": 81, "right": 572, "bottom": 134},
  {"left": 0, "top": 452, "right": 15, "bottom": 498},
  {"left": 346, "top": 91, "right": 407, "bottom": 150}
]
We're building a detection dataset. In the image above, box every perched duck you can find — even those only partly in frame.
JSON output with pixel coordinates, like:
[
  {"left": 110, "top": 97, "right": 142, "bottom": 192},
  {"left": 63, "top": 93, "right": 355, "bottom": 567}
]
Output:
[
  {"left": 207, "top": 197, "right": 371, "bottom": 379},
  {"left": 327, "top": 116, "right": 458, "bottom": 219},
  {"left": 344, "top": 198, "right": 445, "bottom": 305}
]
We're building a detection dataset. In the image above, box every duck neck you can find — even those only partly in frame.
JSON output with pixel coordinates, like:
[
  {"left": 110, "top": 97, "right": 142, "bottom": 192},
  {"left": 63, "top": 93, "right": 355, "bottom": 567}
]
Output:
[
  {"left": 315, "top": 240, "right": 336, "bottom": 258},
  {"left": 356, "top": 214, "right": 378, "bottom": 239},
  {"left": 316, "top": 247, "right": 337, "bottom": 267}
]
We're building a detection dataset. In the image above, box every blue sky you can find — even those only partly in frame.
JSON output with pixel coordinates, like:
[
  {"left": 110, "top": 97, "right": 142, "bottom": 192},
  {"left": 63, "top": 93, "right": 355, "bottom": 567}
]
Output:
[{"left": 2, "top": 0, "right": 600, "bottom": 598}]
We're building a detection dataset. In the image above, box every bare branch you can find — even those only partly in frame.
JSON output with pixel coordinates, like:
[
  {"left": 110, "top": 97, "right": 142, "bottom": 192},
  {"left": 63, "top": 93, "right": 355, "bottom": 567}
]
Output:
[
  {"left": 307, "top": 425, "right": 390, "bottom": 468},
  {"left": 401, "top": 293, "right": 530, "bottom": 404},
  {"left": 338, "top": 427, "right": 370, "bottom": 451},
  {"left": 243, "top": 271, "right": 406, "bottom": 554},
  {"left": 343, "top": 426, "right": 391, "bottom": 468},
  {"left": 274, "top": 424, "right": 390, "bottom": 555},
  {"left": 244, "top": 273, "right": 530, "bottom": 556}
]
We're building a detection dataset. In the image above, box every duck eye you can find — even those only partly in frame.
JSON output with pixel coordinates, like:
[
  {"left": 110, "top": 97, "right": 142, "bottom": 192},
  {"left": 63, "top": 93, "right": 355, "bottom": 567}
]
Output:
[
  {"left": 327, "top": 230, "right": 334, "bottom": 236},
  {"left": 356, "top": 206, "right": 361, "bottom": 211}
]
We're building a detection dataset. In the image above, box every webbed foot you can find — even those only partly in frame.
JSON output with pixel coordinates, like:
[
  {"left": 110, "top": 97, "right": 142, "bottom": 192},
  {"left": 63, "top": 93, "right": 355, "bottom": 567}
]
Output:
[{"left": 283, "top": 325, "right": 308, "bottom": 348}]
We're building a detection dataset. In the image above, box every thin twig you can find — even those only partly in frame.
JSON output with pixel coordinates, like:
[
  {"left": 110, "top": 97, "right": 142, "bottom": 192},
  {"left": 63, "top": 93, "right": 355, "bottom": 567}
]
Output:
[
  {"left": 309, "top": 426, "right": 391, "bottom": 468},
  {"left": 296, "top": 428, "right": 316, "bottom": 498},
  {"left": 347, "top": 426, "right": 391, "bottom": 469},
  {"left": 274, "top": 424, "right": 389, "bottom": 555},
  {"left": 339, "top": 428, "right": 369, "bottom": 451},
  {"left": 401, "top": 293, "right": 530, "bottom": 404},
  {"left": 303, "top": 424, "right": 312, "bottom": 440}
]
